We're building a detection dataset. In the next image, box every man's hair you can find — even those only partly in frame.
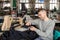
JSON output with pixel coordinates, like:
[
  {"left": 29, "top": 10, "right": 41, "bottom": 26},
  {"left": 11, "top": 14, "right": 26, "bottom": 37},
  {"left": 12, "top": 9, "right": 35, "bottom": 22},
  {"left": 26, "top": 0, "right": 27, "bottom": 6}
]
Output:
[
  {"left": 38, "top": 8, "right": 49, "bottom": 16},
  {"left": 38, "top": 8, "right": 48, "bottom": 14}
]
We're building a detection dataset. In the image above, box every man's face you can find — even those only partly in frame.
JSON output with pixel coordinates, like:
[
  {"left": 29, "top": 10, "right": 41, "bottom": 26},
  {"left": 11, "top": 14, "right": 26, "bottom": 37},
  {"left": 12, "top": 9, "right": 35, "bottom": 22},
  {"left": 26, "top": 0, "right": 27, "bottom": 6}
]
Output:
[{"left": 38, "top": 10, "right": 47, "bottom": 19}]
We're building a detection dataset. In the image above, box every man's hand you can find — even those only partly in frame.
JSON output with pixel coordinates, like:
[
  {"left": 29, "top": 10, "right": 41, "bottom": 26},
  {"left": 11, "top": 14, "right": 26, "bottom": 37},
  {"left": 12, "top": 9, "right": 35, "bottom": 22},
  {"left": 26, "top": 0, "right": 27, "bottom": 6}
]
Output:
[
  {"left": 26, "top": 22, "right": 31, "bottom": 26},
  {"left": 29, "top": 26, "right": 37, "bottom": 31}
]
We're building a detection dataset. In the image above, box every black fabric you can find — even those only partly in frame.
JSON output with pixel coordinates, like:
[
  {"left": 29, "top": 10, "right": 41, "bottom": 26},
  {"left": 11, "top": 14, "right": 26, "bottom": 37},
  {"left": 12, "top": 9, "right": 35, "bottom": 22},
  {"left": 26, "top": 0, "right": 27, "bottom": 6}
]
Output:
[
  {"left": 1, "top": 27, "right": 39, "bottom": 40},
  {"left": 57, "top": 37, "right": 60, "bottom": 40}
]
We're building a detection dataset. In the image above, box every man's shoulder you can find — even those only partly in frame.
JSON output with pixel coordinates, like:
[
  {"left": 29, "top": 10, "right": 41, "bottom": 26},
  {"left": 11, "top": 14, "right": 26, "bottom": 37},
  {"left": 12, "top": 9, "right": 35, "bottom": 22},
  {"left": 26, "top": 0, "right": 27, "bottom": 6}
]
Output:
[
  {"left": 50, "top": 19, "right": 55, "bottom": 22},
  {"left": 49, "top": 19, "right": 55, "bottom": 24},
  {"left": 34, "top": 19, "right": 41, "bottom": 21}
]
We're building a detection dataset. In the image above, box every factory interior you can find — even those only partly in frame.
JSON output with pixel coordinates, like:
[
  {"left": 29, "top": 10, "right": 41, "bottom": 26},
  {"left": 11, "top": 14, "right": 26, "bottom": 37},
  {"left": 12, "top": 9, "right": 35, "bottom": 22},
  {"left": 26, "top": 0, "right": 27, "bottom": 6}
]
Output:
[{"left": 0, "top": 0, "right": 60, "bottom": 40}]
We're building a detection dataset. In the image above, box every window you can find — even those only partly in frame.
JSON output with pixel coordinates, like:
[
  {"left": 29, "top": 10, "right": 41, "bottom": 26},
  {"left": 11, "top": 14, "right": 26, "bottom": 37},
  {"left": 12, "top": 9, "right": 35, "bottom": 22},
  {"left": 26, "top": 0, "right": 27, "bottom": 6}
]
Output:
[
  {"left": 20, "top": 0, "right": 29, "bottom": 3},
  {"left": 25, "top": 4, "right": 30, "bottom": 8},
  {"left": 3, "top": 3, "right": 10, "bottom": 8},
  {"left": 19, "top": 0, "right": 29, "bottom": 10},
  {"left": 19, "top": 4, "right": 30, "bottom": 10},
  {"left": 35, "top": 4, "right": 44, "bottom": 8},
  {"left": 19, "top": 4, "right": 21, "bottom": 10},
  {"left": 50, "top": 0, "right": 58, "bottom": 10},
  {"left": 35, "top": 0, "right": 44, "bottom": 8}
]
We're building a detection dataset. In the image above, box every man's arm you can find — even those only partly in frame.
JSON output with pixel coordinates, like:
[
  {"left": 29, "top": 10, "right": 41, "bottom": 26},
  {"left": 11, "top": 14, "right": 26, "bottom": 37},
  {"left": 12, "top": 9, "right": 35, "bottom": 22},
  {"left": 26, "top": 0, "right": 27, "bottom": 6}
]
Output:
[
  {"left": 34, "top": 21, "right": 55, "bottom": 37},
  {"left": 26, "top": 19, "right": 39, "bottom": 26}
]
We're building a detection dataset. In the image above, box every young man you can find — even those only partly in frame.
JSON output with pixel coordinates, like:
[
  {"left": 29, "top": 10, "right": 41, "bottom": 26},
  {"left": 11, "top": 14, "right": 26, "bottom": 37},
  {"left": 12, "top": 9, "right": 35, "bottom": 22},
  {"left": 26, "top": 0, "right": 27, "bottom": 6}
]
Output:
[{"left": 26, "top": 9, "right": 55, "bottom": 40}]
